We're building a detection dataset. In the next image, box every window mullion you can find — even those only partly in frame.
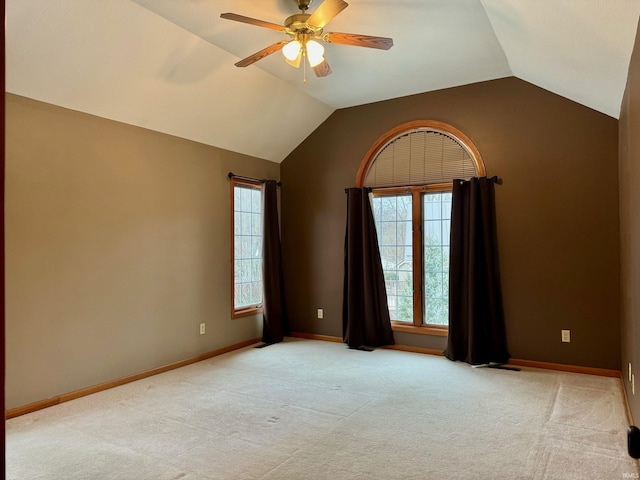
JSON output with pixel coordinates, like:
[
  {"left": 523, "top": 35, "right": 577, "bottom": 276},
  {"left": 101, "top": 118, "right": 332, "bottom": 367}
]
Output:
[{"left": 412, "top": 190, "right": 422, "bottom": 327}]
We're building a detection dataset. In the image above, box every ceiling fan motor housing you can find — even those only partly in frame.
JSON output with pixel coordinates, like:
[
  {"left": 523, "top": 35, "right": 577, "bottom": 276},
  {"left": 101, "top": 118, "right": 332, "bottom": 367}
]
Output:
[{"left": 285, "top": 14, "right": 316, "bottom": 31}]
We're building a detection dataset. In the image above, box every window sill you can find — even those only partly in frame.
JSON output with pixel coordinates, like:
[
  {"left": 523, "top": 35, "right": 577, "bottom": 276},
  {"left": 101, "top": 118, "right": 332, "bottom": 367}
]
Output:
[
  {"left": 232, "top": 306, "right": 263, "bottom": 319},
  {"left": 391, "top": 322, "right": 448, "bottom": 337}
]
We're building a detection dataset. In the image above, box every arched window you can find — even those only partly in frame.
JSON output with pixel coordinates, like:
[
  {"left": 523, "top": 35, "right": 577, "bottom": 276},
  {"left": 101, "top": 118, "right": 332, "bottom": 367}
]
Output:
[{"left": 358, "top": 121, "right": 485, "bottom": 335}]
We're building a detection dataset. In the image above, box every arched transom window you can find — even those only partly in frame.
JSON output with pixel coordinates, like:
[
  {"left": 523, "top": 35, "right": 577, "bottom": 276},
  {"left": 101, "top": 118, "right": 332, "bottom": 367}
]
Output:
[{"left": 357, "top": 120, "right": 485, "bottom": 335}]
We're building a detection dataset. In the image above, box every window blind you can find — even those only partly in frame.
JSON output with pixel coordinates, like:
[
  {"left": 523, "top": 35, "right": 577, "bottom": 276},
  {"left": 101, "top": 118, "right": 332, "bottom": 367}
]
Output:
[{"left": 363, "top": 130, "right": 476, "bottom": 188}]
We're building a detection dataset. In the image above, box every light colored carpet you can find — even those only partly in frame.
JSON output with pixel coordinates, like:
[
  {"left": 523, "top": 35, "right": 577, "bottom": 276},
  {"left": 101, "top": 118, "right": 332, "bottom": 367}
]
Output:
[{"left": 6, "top": 338, "right": 639, "bottom": 479}]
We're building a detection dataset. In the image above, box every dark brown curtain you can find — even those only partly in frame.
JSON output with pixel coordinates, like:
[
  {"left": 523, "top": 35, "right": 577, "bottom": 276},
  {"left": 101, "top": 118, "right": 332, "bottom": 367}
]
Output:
[
  {"left": 342, "top": 188, "right": 395, "bottom": 348},
  {"left": 261, "top": 180, "right": 288, "bottom": 344},
  {"left": 445, "top": 177, "right": 509, "bottom": 365}
]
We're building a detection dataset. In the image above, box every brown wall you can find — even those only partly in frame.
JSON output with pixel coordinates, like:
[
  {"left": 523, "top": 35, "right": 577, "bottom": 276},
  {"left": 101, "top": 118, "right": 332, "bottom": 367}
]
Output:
[
  {"left": 620, "top": 18, "right": 640, "bottom": 420},
  {"left": 281, "top": 77, "right": 620, "bottom": 369},
  {"left": 5, "top": 94, "right": 279, "bottom": 409}
]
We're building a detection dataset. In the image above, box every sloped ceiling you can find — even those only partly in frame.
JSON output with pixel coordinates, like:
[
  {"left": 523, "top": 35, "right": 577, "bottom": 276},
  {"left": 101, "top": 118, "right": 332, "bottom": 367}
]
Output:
[{"left": 6, "top": 0, "right": 640, "bottom": 163}]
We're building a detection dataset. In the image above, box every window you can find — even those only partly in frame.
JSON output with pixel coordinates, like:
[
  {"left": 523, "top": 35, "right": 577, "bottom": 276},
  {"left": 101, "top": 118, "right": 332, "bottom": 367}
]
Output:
[
  {"left": 231, "top": 178, "right": 263, "bottom": 318},
  {"left": 423, "top": 191, "right": 452, "bottom": 326},
  {"left": 372, "top": 194, "right": 413, "bottom": 322},
  {"left": 371, "top": 186, "right": 452, "bottom": 331},
  {"left": 359, "top": 121, "right": 485, "bottom": 335}
]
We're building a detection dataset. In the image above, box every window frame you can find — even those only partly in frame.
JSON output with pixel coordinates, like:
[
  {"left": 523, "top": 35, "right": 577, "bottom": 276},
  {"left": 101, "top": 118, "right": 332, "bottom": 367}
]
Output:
[
  {"left": 372, "top": 184, "right": 451, "bottom": 337},
  {"left": 358, "top": 120, "right": 486, "bottom": 337},
  {"left": 230, "top": 177, "right": 263, "bottom": 319}
]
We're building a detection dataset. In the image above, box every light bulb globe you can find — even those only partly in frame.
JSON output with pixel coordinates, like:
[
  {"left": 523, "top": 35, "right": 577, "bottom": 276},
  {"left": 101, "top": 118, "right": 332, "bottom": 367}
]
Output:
[
  {"left": 283, "top": 41, "right": 302, "bottom": 61},
  {"left": 306, "top": 40, "right": 325, "bottom": 67}
]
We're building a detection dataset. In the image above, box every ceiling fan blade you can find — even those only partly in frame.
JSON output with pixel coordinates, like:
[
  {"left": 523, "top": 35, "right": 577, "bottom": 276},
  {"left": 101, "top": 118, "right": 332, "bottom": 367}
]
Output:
[
  {"left": 308, "top": 0, "right": 348, "bottom": 29},
  {"left": 312, "top": 59, "right": 332, "bottom": 77},
  {"left": 235, "top": 41, "right": 288, "bottom": 68},
  {"left": 220, "top": 13, "right": 285, "bottom": 31},
  {"left": 324, "top": 32, "right": 393, "bottom": 50}
]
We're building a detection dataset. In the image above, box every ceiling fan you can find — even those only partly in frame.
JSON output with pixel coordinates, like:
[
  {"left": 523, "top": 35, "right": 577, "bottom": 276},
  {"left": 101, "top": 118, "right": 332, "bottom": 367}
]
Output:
[{"left": 220, "top": 0, "right": 393, "bottom": 78}]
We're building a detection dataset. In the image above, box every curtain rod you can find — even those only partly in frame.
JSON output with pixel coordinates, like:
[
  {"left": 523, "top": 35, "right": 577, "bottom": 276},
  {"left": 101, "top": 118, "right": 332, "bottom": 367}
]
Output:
[
  {"left": 227, "top": 172, "right": 282, "bottom": 187},
  {"left": 344, "top": 187, "right": 373, "bottom": 193},
  {"left": 440, "top": 176, "right": 504, "bottom": 185},
  {"left": 344, "top": 176, "right": 502, "bottom": 193}
]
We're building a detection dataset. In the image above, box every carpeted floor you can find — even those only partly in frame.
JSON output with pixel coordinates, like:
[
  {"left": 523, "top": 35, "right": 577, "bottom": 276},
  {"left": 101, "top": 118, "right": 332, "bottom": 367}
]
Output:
[{"left": 6, "top": 338, "right": 639, "bottom": 479}]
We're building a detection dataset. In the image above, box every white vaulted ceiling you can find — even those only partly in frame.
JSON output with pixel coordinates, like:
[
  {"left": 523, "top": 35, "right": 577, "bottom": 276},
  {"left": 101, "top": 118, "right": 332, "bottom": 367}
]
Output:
[{"left": 6, "top": 0, "right": 640, "bottom": 162}]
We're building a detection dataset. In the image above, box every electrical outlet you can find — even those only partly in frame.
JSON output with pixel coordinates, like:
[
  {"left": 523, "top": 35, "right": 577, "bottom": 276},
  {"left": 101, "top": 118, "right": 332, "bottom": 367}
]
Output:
[
  {"left": 561, "top": 330, "right": 571, "bottom": 343},
  {"left": 199, "top": 323, "right": 206, "bottom": 335},
  {"left": 630, "top": 363, "right": 633, "bottom": 382},
  {"left": 317, "top": 309, "right": 324, "bottom": 319}
]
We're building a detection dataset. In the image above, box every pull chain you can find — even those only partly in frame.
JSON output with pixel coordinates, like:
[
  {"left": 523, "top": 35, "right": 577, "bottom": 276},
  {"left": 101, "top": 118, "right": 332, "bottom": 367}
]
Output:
[{"left": 303, "top": 53, "right": 307, "bottom": 83}]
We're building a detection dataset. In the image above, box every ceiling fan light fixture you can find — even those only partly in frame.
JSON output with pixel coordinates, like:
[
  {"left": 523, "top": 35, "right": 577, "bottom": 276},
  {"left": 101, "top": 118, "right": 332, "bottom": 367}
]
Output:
[
  {"left": 283, "top": 40, "right": 302, "bottom": 61},
  {"left": 305, "top": 40, "right": 325, "bottom": 67},
  {"left": 221, "top": 0, "right": 393, "bottom": 78}
]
